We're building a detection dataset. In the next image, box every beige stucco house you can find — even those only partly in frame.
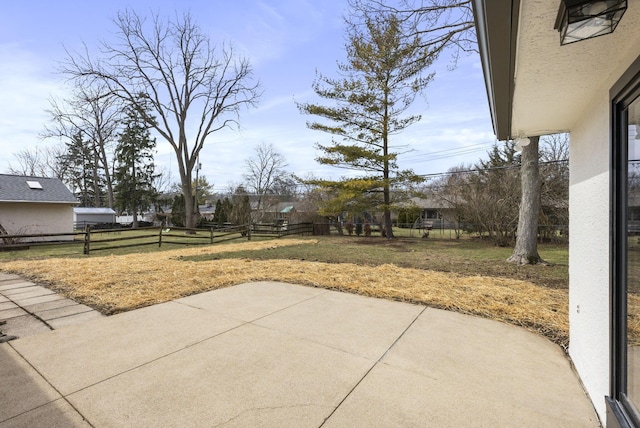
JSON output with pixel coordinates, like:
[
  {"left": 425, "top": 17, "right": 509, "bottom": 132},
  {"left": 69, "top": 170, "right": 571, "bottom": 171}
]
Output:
[
  {"left": 472, "top": 1, "right": 640, "bottom": 426},
  {"left": 0, "top": 174, "right": 78, "bottom": 242}
]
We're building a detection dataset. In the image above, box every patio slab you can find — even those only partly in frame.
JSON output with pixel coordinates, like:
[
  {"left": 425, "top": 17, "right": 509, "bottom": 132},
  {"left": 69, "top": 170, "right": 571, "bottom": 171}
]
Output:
[
  {"left": 2, "top": 287, "right": 55, "bottom": 299},
  {"left": 10, "top": 293, "right": 63, "bottom": 307},
  {"left": 0, "top": 281, "right": 35, "bottom": 292},
  {"left": 23, "top": 298, "right": 81, "bottom": 313},
  {"left": 67, "top": 323, "right": 373, "bottom": 427},
  {"left": 323, "top": 307, "right": 599, "bottom": 427},
  {"left": 1, "top": 315, "right": 51, "bottom": 338},
  {"left": 0, "top": 301, "right": 19, "bottom": 312},
  {"left": 0, "top": 343, "right": 61, "bottom": 422},
  {"left": 38, "top": 303, "right": 96, "bottom": 321},
  {"left": 3, "top": 281, "right": 600, "bottom": 427},
  {"left": 11, "top": 301, "right": 244, "bottom": 395},
  {"left": 254, "top": 289, "right": 425, "bottom": 359},
  {"left": 1, "top": 398, "right": 90, "bottom": 428},
  {"left": 0, "top": 307, "right": 28, "bottom": 320},
  {"left": 0, "top": 273, "right": 22, "bottom": 282},
  {"left": 46, "top": 310, "right": 104, "bottom": 329},
  {"left": 176, "top": 281, "right": 327, "bottom": 321}
]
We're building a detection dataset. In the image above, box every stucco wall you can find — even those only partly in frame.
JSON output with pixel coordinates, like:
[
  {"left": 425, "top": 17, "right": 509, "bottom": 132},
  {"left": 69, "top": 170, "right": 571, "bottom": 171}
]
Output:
[
  {"left": 568, "top": 93, "right": 610, "bottom": 422},
  {"left": 0, "top": 203, "right": 74, "bottom": 242}
]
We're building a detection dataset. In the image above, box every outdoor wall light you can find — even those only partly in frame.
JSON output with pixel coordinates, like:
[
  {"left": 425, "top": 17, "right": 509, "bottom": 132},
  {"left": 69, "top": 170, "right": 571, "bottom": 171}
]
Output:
[{"left": 555, "top": 0, "right": 627, "bottom": 45}]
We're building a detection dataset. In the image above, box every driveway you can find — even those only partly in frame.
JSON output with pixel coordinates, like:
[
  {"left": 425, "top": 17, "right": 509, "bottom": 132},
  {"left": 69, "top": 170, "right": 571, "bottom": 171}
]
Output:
[{"left": 1, "top": 281, "right": 598, "bottom": 427}]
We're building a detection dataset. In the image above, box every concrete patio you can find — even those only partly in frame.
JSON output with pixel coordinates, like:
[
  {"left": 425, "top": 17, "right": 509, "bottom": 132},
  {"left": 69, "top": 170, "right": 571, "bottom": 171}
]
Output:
[{"left": 1, "top": 278, "right": 599, "bottom": 427}]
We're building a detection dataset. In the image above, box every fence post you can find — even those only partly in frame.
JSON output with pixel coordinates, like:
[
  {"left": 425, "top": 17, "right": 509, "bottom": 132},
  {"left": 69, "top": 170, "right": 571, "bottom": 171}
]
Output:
[
  {"left": 159, "top": 227, "right": 163, "bottom": 247},
  {"left": 247, "top": 223, "right": 252, "bottom": 241},
  {"left": 83, "top": 225, "right": 91, "bottom": 255},
  {"left": 210, "top": 227, "right": 214, "bottom": 244}
]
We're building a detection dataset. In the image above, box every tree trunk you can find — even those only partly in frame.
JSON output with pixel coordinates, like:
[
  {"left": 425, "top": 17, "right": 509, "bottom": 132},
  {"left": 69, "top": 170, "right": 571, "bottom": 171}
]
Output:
[
  {"left": 182, "top": 179, "right": 196, "bottom": 230},
  {"left": 132, "top": 161, "right": 138, "bottom": 229},
  {"left": 508, "top": 136, "right": 546, "bottom": 265},
  {"left": 97, "top": 138, "right": 114, "bottom": 208}
]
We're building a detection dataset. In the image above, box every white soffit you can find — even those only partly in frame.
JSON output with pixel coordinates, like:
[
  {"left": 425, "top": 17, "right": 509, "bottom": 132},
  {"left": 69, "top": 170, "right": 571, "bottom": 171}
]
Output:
[{"left": 511, "top": 0, "right": 640, "bottom": 137}]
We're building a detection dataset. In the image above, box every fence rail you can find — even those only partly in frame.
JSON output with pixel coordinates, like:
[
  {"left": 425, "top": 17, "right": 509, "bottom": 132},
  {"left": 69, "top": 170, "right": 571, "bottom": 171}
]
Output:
[{"left": 0, "top": 222, "right": 314, "bottom": 255}]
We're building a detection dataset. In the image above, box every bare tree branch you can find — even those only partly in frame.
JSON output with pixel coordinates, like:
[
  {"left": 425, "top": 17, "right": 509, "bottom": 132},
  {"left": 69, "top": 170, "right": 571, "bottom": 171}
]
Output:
[{"left": 61, "top": 10, "right": 260, "bottom": 228}]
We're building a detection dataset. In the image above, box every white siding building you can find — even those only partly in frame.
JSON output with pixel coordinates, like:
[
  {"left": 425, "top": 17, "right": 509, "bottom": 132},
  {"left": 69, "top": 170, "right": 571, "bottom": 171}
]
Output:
[
  {"left": 0, "top": 174, "right": 78, "bottom": 241},
  {"left": 472, "top": 1, "right": 640, "bottom": 426}
]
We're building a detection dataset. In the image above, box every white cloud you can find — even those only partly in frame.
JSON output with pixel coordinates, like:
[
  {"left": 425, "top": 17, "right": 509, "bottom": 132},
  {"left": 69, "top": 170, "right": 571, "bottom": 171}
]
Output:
[{"left": 0, "top": 43, "right": 68, "bottom": 169}]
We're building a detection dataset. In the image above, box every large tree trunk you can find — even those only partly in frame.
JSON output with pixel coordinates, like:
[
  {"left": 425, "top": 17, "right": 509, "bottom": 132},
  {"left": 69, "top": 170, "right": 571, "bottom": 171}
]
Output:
[
  {"left": 182, "top": 179, "right": 197, "bottom": 230},
  {"left": 132, "top": 161, "right": 138, "bottom": 229},
  {"left": 96, "top": 137, "right": 114, "bottom": 208},
  {"left": 382, "top": 181, "right": 394, "bottom": 238},
  {"left": 177, "top": 150, "right": 197, "bottom": 231},
  {"left": 508, "top": 136, "right": 545, "bottom": 265}
]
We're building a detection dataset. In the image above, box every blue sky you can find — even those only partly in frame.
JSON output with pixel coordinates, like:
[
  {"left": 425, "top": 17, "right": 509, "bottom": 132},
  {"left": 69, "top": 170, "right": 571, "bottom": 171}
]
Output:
[{"left": 0, "top": 0, "right": 496, "bottom": 191}]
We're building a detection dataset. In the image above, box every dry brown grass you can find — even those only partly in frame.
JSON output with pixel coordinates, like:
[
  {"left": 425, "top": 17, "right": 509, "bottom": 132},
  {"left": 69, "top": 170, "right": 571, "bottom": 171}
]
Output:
[{"left": 0, "top": 238, "right": 570, "bottom": 347}]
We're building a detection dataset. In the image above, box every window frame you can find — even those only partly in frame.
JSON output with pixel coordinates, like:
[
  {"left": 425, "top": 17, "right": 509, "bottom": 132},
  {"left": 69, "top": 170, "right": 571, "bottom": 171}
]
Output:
[{"left": 608, "top": 54, "right": 640, "bottom": 428}]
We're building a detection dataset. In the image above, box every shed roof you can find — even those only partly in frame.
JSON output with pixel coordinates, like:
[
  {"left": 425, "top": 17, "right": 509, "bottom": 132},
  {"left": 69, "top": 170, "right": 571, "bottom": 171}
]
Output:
[
  {"left": 0, "top": 174, "right": 78, "bottom": 204},
  {"left": 73, "top": 207, "right": 117, "bottom": 215}
]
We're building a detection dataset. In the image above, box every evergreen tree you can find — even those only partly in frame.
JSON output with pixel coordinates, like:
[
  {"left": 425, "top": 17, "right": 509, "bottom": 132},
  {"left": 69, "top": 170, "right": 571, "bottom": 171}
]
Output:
[
  {"left": 230, "top": 186, "right": 251, "bottom": 225},
  {"left": 298, "top": 10, "right": 436, "bottom": 238},
  {"left": 222, "top": 198, "right": 233, "bottom": 225},
  {"left": 113, "top": 97, "right": 157, "bottom": 228},
  {"left": 171, "top": 194, "right": 186, "bottom": 227},
  {"left": 60, "top": 131, "right": 105, "bottom": 207},
  {"left": 213, "top": 199, "right": 225, "bottom": 226}
]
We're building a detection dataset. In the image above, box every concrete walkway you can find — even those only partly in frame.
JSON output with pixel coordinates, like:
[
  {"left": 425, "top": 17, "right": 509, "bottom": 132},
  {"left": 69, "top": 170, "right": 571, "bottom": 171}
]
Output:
[
  {"left": 1, "top": 278, "right": 599, "bottom": 427},
  {"left": 0, "top": 273, "right": 103, "bottom": 342}
]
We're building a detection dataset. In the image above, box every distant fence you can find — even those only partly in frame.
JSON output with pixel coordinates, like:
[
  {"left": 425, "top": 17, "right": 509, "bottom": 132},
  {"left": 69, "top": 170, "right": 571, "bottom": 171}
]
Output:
[
  {"left": 0, "top": 222, "right": 316, "bottom": 255},
  {"left": 251, "top": 222, "right": 313, "bottom": 237},
  {"left": 310, "top": 221, "right": 569, "bottom": 243}
]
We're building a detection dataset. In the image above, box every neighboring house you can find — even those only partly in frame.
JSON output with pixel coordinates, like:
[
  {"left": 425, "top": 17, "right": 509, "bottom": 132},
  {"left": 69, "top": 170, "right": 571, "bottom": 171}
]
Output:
[
  {"left": 472, "top": 1, "right": 640, "bottom": 425},
  {"left": 0, "top": 174, "right": 78, "bottom": 242},
  {"left": 74, "top": 207, "right": 116, "bottom": 228},
  {"left": 400, "top": 196, "right": 458, "bottom": 229},
  {"left": 262, "top": 201, "right": 308, "bottom": 223}
]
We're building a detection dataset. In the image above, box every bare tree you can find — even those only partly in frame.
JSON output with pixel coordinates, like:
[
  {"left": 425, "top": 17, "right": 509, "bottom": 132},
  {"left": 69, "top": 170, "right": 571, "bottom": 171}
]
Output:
[
  {"left": 42, "top": 144, "right": 70, "bottom": 181},
  {"left": 44, "top": 84, "right": 121, "bottom": 207},
  {"left": 7, "top": 147, "right": 47, "bottom": 177},
  {"left": 539, "top": 133, "right": 569, "bottom": 241},
  {"left": 7, "top": 144, "right": 70, "bottom": 181},
  {"left": 243, "top": 142, "right": 288, "bottom": 218},
  {"left": 62, "top": 10, "right": 260, "bottom": 228},
  {"left": 152, "top": 165, "right": 173, "bottom": 196},
  {"left": 349, "top": 0, "right": 475, "bottom": 59},
  {"left": 432, "top": 164, "right": 470, "bottom": 239}
]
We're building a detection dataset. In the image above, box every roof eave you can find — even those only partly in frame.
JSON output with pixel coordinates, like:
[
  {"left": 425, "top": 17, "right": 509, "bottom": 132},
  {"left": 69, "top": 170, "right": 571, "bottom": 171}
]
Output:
[
  {"left": 472, "top": 0, "right": 520, "bottom": 141},
  {"left": 0, "top": 200, "right": 79, "bottom": 205}
]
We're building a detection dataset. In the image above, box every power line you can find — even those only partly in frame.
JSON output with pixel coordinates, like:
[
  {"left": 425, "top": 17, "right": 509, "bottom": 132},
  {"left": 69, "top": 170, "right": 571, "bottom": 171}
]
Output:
[
  {"left": 400, "top": 141, "right": 496, "bottom": 163},
  {"left": 416, "top": 159, "right": 569, "bottom": 179}
]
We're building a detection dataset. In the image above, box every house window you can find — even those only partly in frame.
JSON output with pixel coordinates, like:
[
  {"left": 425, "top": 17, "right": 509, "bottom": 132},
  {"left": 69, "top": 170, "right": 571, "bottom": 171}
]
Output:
[{"left": 610, "top": 56, "right": 640, "bottom": 427}]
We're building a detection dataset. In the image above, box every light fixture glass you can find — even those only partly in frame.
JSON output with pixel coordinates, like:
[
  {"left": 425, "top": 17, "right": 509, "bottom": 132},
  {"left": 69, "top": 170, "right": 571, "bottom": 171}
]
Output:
[{"left": 555, "top": 0, "right": 627, "bottom": 45}]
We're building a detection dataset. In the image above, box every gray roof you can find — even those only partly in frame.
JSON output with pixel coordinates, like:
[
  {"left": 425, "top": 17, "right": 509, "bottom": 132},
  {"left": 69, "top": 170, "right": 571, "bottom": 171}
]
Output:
[
  {"left": 0, "top": 174, "right": 78, "bottom": 204},
  {"left": 74, "top": 207, "right": 116, "bottom": 215}
]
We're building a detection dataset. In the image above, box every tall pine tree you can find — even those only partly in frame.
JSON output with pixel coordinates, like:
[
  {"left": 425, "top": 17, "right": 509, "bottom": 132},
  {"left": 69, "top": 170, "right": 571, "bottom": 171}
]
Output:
[
  {"left": 113, "top": 97, "right": 157, "bottom": 228},
  {"left": 298, "top": 11, "right": 437, "bottom": 238},
  {"left": 60, "top": 131, "right": 105, "bottom": 207}
]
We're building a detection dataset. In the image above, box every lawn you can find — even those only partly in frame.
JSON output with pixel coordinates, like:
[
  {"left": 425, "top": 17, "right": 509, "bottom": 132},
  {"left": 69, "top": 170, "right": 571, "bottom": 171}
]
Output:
[
  {"left": 0, "top": 234, "right": 578, "bottom": 349},
  {"left": 188, "top": 235, "right": 569, "bottom": 290}
]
